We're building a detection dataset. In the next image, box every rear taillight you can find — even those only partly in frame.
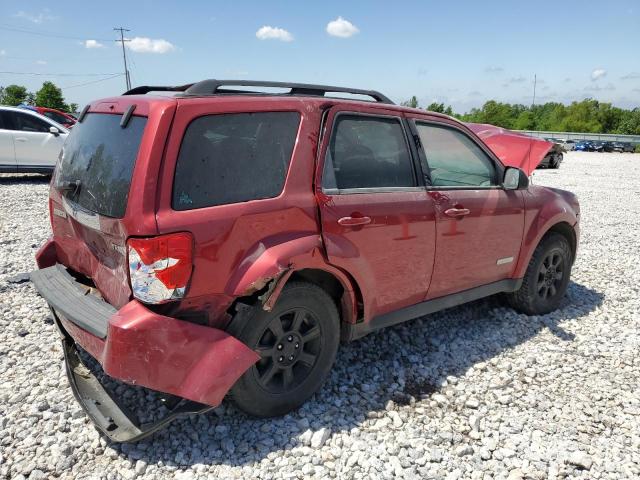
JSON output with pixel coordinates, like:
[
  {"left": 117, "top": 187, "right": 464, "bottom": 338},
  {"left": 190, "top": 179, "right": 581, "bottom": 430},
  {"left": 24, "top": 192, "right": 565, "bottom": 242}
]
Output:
[{"left": 127, "top": 232, "right": 193, "bottom": 304}]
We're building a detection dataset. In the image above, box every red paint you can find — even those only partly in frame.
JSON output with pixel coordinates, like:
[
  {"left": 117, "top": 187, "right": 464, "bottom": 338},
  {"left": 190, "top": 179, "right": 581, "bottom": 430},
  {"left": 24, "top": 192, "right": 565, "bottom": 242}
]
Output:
[
  {"left": 37, "top": 92, "right": 579, "bottom": 408},
  {"left": 426, "top": 189, "right": 525, "bottom": 298},
  {"left": 58, "top": 300, "right": 259, "bottom": 406},
  {"left": 466, "top": 123, "right": 553, "bottom": 175}
]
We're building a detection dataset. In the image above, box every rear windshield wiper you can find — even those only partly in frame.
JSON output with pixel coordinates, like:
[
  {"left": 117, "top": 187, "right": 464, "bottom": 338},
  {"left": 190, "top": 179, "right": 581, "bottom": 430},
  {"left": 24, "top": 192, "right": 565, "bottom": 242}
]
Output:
[{"left": 57, "top": 180, "right": 81, "bottom": 199}]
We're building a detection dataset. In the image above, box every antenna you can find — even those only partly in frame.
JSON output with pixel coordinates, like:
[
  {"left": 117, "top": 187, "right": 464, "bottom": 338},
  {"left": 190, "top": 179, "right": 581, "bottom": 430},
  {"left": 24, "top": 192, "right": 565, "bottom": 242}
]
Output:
[
  {"left": 114, "top": 27, "right": 132, "bottom": 91},
  {"left": 526, "top": 74, "right": 537, "bottom": 177}
]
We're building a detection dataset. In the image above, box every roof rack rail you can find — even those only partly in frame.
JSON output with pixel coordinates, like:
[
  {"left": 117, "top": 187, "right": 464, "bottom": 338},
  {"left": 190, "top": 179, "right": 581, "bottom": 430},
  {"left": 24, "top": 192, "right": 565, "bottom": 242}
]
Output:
[
  {"left": 123, "top": 79, "right": 394, "bottom": 104},
  {"left": 123, "top": 84, "right": 194, "bottom": 96}
]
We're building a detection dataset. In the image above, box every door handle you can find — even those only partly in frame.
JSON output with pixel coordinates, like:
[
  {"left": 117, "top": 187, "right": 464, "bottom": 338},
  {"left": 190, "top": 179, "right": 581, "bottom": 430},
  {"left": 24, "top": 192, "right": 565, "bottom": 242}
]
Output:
[
  {"left": 444, "top": 208, "right": 471, "bottom": 218},
  {"left": 338, "top": 216, "right": 372, "bottom": 226},
  {"left": 15, "top": 137, "right": 28, "bottom": 142}
]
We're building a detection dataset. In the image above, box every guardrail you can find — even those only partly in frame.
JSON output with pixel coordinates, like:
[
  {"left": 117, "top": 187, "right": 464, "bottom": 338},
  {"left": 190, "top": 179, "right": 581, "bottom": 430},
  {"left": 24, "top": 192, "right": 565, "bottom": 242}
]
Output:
[{"left": 515, "top": 130, "right": 640, "bottom": 144}]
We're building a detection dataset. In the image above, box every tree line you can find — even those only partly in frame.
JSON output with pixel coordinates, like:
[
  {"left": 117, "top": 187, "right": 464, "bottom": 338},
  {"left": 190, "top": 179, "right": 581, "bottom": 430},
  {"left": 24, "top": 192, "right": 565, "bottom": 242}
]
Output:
[
  {"left": 0, "top": 82, "right": 78, "bottom": 113},
  {"left": 401, "top": 96, "right": 640, "bottom": 135}
]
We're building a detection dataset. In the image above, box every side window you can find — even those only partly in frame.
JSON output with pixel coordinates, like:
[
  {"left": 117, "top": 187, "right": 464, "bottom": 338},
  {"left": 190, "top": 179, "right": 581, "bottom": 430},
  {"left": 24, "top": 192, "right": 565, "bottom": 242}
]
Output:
[
  {"left": 323, "top": 115, "right": 415, "bottom": 190},
  {"left": 14, "top": 112, "right": 50, "bottom": 133},
  {"left": 416, "top": 123, "right": 497, "bottom": 187},
  {"left": 47, "top": 111, "right": 70, "bottom": 124},
  {"left": 173, "top": 111, "right": 300, "bottom": 210}
]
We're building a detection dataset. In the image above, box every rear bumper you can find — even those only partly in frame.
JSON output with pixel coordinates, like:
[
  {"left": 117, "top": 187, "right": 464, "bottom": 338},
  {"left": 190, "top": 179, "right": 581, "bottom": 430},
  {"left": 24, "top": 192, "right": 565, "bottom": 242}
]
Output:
[{"left": 31, "top": 261, "right": 259, "bottom": 440}]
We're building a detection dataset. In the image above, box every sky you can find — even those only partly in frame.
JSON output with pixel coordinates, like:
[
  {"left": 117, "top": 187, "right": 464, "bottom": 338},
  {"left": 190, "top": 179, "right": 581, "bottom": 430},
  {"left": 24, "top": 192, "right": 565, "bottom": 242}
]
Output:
[{"left": 1, "top": 0, "right": 639, "bottom": 113}]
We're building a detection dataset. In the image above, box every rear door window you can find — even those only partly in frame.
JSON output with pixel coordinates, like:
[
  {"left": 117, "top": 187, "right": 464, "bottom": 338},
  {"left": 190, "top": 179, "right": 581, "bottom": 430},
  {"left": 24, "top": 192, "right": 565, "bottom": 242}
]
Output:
[
  {"left": 322, "top": 114, "right": 415, "bottom": 190},
  {"left": 172, "top": 112, "right": 300, "bottom": 210},
  {"left": 56, "top": 113, "right": 147, "bottom": 218}
]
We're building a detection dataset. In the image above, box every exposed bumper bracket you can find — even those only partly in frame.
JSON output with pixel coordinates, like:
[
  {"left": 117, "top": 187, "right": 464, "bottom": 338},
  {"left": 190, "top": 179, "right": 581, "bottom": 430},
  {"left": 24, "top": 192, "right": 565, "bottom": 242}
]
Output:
[{"left": 62, "top": 334, "right": 212, "bottom": 443}]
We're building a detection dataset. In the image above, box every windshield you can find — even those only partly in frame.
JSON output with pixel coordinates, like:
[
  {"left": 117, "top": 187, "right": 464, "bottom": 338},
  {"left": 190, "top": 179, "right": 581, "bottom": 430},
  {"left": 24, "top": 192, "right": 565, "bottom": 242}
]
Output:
[{"left": 56, "top": 113, "right": 147, "bottom": 218}]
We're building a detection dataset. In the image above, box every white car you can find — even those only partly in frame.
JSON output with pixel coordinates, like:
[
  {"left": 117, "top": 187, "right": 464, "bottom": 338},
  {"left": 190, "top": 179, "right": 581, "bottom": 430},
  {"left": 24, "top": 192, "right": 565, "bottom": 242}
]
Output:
[{"left": 0, "top": 106, "right": 69, "bottom": 174}]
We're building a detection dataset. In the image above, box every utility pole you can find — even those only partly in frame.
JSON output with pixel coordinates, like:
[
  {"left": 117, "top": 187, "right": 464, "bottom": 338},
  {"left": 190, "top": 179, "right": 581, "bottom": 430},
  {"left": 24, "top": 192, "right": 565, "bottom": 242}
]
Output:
[{"left": 114, "top": 27, "right": 131, "bottom": 91}]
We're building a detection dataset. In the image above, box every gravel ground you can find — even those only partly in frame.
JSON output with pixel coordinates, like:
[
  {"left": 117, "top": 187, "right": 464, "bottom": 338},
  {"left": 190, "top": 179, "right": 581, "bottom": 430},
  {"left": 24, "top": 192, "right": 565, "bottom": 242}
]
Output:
[{"left": 1, "top": 152, "right": 639, "bottom": 480}]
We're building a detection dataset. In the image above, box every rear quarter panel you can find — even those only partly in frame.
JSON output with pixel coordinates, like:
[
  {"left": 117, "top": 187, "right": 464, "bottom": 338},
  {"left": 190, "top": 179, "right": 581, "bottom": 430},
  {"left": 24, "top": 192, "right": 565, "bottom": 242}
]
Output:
[{"left": 154, "top": 97, "right": 328, "bottom": 327}]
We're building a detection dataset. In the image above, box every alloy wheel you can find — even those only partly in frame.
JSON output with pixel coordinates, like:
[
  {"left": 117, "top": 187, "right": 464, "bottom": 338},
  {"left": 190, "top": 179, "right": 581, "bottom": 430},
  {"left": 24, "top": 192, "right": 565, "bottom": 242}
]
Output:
[{"left": 252, "top": 307, "right": 322, "bottom": 394}]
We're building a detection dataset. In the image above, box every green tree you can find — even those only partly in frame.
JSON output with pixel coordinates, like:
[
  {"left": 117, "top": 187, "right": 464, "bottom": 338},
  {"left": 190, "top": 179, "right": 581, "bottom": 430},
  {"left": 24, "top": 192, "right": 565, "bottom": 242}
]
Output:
[
  {"left": 401, "top": 96, "right": 419, "bottom": 108},
  {"left": 616, "top": 108, "right": 640, "bottom": 135},
  {"left": 35, "top": 81, "right": 68, "bottom": 111},
  {"left": 0, "top": 84, "right": 29, "bottom": 106}
]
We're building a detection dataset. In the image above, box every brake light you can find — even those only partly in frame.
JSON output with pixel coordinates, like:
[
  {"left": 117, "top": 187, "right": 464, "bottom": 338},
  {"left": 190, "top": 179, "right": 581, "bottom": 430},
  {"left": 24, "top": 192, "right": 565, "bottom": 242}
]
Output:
[{"left": 127, "top": 232, "right": 193, "bottom": 304}]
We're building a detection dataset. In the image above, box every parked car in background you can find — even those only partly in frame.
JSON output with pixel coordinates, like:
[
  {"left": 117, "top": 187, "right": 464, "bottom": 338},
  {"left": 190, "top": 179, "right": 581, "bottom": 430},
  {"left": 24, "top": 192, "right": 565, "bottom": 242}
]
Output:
[
  {"left": 18, "top": 104, "right": 77, "bottom": 129},
  {"left": 574, "top": 141, "right": 594, "bottom": 152},
  {"left": 538, "top": 143, "right": 563, "bottom": 169},
  {"left": 612, "top": 142, "right": 635, "bottom": 153},
  {"left": 601, "top": 141, "right": 615, "bottom": 152},
  {"left": 32, "top": 79, "right": 580, "bottom": 442},
  {"left": 0, "top": 106, "right": 68, "bottom": 173}
]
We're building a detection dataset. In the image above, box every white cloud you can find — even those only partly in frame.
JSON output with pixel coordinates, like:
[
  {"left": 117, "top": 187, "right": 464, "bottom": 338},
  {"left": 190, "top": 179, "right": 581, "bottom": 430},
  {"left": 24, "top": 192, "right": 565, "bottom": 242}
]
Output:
[
  {"left": 484, "top": 66, "right": 504, "bottom": 73},
  {"left": 84, "top": 39, "right": 105, "bottom": 49},
  {"left": 255, "top": 26, "right": 293, "bottom": 42},
  {"left": 326, "top": 17, "right": 359, "bottom": 38},
  {"left": 591, "top": 68, "right": 607, "bottom": 81},
  {"left": 36, "top": 60, "right": 47, "bottom": 65},
  {"left": 0, "top": 50, "right": 5, "bottom": 56},
  {"left": 120, "top": 37, "right": 176, "bottom": 54},
  {"left": 14, "top": 9, "right": 56, "bottom": 24},
  {"left": 621, "top": 72, "right": 640, "bottom": 80}
]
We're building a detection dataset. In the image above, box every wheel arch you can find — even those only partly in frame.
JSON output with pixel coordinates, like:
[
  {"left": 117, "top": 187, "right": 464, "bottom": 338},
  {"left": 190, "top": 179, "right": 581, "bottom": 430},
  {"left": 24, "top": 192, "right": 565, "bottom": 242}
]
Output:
[
  {"left": 514, "top": 218, "right": 578, "bottom": 278},
  {"left": 545, "top": 221, "right": 577, "bottom": 262}
]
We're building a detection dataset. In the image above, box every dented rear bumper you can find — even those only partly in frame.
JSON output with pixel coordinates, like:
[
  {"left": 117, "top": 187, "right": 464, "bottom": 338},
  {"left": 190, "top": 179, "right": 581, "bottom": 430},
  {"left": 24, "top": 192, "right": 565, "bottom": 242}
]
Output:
[{"left": 31, "top": 260, "right": 259, "bottom": 441}]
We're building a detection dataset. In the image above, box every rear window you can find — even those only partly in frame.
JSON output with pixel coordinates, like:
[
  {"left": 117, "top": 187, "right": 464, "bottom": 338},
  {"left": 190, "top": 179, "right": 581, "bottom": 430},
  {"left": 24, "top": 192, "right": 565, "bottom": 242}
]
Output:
[
  {"left": 172, "top": 112, "right": 300, "bottom": 210},
  {"left": 56, "top": 113, "right": 147, "bottom": 218}
]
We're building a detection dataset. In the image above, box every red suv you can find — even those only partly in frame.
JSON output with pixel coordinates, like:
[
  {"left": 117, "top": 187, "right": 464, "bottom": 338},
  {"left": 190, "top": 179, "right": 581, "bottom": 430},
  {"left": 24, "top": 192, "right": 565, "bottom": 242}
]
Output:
[{"left": 32, "top": 80, "right": 580, "bottom": 442}]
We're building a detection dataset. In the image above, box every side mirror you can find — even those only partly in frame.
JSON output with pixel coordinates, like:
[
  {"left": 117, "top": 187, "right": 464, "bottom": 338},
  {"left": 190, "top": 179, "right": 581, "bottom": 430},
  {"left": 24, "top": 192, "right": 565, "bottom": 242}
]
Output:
[
  {"left": 503, "top": 167, "right": 529, "bottom": 190},
  {"left": 49, "top": 126, "right": 60, "bottom": 136}
]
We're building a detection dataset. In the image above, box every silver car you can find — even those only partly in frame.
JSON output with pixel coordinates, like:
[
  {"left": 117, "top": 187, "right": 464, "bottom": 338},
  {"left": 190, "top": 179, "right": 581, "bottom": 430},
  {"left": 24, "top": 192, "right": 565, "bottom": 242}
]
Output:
[{"left": 0, "top": 106, "right": 69, "bottom": 174}]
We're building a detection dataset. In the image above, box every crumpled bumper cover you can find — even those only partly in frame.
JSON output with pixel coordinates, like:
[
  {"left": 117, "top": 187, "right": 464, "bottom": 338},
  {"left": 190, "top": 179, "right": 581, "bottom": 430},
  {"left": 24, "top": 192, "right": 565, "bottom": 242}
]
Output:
[
  {"left": 31, "top": 253, "right": 259, "bottom": 442},
  {"left": 59, "top": 328, "right": 212, "bottom": 442}
]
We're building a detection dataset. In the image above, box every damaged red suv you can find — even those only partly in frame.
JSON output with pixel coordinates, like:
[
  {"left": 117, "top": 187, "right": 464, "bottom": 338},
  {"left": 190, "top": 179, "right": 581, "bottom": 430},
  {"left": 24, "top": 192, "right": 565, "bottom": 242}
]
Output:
[{"left": 32, "top": 80, "right": 580, "bottom": 442}]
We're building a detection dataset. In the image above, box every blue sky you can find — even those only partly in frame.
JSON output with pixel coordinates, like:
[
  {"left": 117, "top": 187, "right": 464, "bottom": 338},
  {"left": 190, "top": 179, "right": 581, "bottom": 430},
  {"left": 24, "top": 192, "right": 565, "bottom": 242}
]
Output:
[{"left": 1, "top": 0, "right": 639, "bottom": 112}]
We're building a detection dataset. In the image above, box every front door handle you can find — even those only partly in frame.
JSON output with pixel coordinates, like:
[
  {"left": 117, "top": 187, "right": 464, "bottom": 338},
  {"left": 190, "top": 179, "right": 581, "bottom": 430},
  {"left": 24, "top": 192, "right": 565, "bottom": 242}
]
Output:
[
  {"left": 15, "top": 137, "right": 28, "bottom": 142},
  {"left": 338, "top": 216, "right": 372, "bottom": 226},
  {"left": 444, "top": 208, "right": 471, "bottom": 218}
]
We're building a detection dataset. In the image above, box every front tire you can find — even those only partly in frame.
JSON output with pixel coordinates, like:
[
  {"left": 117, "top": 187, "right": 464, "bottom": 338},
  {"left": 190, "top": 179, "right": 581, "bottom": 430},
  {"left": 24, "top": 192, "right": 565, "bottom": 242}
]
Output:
[
  {"left": 227, "top": 282, "right": 340, "bottom": 417},
  {"left": 507, "top": 233, "right": 572, "bottom": 315}
]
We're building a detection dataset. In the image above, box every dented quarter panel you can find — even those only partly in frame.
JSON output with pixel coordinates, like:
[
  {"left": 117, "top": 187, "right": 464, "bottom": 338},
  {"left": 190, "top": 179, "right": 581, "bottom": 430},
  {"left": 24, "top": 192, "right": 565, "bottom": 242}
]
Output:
[{"left": 154, "top": 97, "right": 338, "bottom": 324}]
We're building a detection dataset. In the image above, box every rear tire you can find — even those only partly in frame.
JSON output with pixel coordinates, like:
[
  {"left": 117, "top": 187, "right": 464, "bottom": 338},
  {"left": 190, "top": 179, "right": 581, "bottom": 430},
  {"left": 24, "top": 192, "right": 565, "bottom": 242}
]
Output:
[
  {"left": 507, "top": 233, "right": 572, "bottom": 315},
  {"left": 227, "top": 282, "right": 340, "bottom": 417}
]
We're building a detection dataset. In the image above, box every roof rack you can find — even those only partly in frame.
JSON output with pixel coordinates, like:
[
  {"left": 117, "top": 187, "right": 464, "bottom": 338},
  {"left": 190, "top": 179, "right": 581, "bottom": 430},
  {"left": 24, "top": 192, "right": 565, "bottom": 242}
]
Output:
[{"left": 123, "top": 79, "right": 394, "bottom": 104}]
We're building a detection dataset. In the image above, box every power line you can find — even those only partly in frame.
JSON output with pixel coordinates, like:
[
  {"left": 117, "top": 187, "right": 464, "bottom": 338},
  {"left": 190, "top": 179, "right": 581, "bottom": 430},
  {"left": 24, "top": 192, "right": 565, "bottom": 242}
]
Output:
[
  {"left": 114, "top": 27, "right": 132, "bottom": 91},
  {"left": 0, "top": 71, "right": 123, "bottom": 76},
  {"left": 0, "top": 23, "right": 113, "bottom": 42},
  {"left": 61, "top": 74, "right": 124, "bottom": 89}
]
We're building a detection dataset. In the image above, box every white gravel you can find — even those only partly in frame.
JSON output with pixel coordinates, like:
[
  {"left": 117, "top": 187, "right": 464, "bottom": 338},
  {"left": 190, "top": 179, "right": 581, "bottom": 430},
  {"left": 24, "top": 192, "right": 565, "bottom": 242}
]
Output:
[{"left": 1, "top": 152, "right": 639, "bottom": 479}]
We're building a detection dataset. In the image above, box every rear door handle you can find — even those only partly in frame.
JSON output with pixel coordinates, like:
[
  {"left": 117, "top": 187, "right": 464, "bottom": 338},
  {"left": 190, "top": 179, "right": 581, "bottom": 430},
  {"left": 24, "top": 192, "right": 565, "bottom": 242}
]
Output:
[
  {"left": 15, "top": 137, "right": 28, "bottom": 142},
  {"left": 444, "top": 208, "right": 471, "bottom": 218},
  {"left": 338, "top": 216, "right": 372, "bottom": 226}
]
